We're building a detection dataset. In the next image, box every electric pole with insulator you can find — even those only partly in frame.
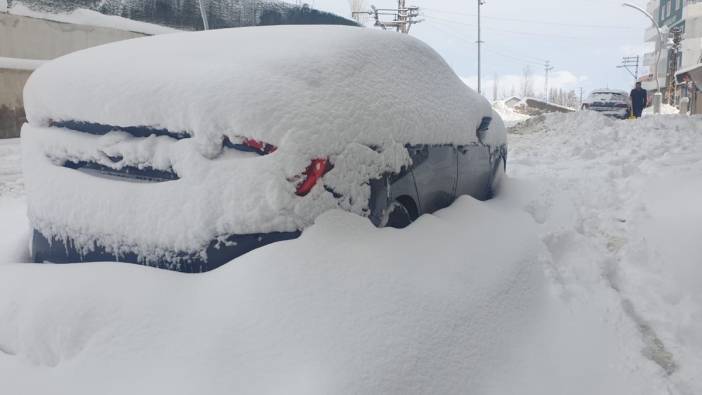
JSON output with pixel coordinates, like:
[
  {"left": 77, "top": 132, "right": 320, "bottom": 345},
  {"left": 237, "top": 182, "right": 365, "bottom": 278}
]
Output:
[
  {"left": 353, "top": 1, "right": 421, "bottom": 34},
  {"left": 544, "top": 60, "right": 554, "bottom": 102},
  {"left": 617, "top": 56, "right": 640, "bottom": 81}
]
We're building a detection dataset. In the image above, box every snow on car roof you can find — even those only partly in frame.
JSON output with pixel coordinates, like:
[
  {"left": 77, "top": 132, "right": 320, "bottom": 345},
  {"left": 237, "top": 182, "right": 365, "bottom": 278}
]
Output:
[
  {"left": 24, "top": 25, "right": 494, "bottom": 156},
  {"left": 590, "top": 89, "right": 628, "bottom": 95}
]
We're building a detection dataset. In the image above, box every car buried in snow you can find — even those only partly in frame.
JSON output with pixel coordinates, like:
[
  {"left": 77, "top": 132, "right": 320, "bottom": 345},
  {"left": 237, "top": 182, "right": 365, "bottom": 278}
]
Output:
[
  {"left": 581, "top": 89, "right": 631, "bottom": 119},
  {"left": 22, "top": 25, "right": 507, "bottom": 272}
]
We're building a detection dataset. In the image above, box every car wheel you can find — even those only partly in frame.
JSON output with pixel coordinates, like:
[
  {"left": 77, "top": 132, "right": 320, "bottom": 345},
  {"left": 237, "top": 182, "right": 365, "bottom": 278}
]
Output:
[{"left": 384, "top": 201, "right": 413, "bottom": 229}]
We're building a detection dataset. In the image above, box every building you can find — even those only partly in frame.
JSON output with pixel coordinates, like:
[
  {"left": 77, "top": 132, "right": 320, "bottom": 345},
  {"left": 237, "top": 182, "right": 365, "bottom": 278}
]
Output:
[
  {"left": 676, "top": 63, "right": 702, "bottom": 113},
  {"left": 0, "top": 10, "right": 150, "bottom": 138},
  {"left": 640, "top": 0, "right": 702, "bottom": 103}
]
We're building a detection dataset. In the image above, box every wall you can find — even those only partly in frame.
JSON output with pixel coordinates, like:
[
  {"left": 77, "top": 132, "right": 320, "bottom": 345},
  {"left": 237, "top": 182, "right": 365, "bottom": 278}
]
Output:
[
  {"left": 0, "top": 12, "right": 144, "bottom": 59},
  {"left": 0, "top": 68, "right": 31, "bottom": 138},
  {"left": 0, "top": 12, "right": 146, "bottom": 138}
]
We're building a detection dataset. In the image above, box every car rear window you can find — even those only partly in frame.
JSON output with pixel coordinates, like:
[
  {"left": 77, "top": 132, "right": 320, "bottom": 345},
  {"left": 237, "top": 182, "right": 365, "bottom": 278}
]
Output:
[{"left": 591, "top": 92, "right": 627, "bottom": 102}]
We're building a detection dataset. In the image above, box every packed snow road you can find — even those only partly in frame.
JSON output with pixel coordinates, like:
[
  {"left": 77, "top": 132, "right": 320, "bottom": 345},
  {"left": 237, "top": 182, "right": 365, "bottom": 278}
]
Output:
[{"left": 0, "top": 112, "right": 700, "bottom": 394}]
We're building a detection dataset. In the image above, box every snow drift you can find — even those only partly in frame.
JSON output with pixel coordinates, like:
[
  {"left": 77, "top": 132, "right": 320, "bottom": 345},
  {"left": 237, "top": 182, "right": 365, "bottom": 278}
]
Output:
[
  {"left": 0, "top": 200, "right": 544, "bottom": 394},
  {"left": 4, "top": 111, "right": 696, "bottom": 393}
]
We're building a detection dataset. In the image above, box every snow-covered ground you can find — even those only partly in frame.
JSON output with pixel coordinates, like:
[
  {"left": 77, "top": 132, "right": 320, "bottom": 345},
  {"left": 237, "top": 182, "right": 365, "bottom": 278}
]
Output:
[
  {"left": 1, "top": 112, "right": 702, "bottom": 393},
  {"left": 0, "top": 138, "right": 28, "bottom": 263},
  {"left": 644, "top": 103, "right": 680, "bottom": 116},
  {"left": 492, "top": 100, "right": 530, "bottom": 127}
]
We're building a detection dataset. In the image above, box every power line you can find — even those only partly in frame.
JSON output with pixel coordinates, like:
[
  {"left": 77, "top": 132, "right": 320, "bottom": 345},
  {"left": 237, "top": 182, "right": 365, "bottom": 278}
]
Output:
[
  {"left": 484, "top": 47, "right": 545, "bottom": 67},
  {"left": 425, "top": 21, "right": 546, "bottom": 66},
  {"left": 423, "top": 14, "right": 616, "bottom": 41},
  {"left": 422, "top": 7, "right": 641, "bottom": 30},
  {"left": 544, "top": 60, "right": 554, "bottom": 102}
]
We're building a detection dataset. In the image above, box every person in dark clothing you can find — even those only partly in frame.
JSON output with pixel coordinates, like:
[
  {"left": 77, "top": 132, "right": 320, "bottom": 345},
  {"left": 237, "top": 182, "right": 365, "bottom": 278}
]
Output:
[{"left": 630, "top": 82, "right": 648, "bottom": 118}]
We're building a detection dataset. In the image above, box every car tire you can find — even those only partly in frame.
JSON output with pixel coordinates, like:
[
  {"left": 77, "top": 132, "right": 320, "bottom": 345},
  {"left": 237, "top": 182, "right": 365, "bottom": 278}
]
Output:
[{"left": 384, "top": 201, "right": 413, "bottom": 229}]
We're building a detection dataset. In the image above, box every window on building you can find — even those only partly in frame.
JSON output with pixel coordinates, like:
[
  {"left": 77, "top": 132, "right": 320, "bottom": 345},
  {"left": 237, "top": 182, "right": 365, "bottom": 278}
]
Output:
[{"left": 661, "top": 3, "right": 668, "bottom": 22}]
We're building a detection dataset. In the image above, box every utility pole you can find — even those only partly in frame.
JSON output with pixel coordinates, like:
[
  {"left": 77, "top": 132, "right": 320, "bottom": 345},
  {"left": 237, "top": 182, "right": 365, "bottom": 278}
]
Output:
[
  {"left": 198, "top": 0, "right": 209, "bottom": 30},
  {"left": 477, "top": 0, "right": 485, "bottom": 94},
  {"left": 617, "top": 56, "right": 640, "bottom": 81},
  {"left": 544, "top": 60, "right": 554, "bottom": 102},
  {"left": 354, "top": 1, "right": 421, "bottom": 34},
  {"left": 578, "top": 87, "right": 584, "bottom": 108}
]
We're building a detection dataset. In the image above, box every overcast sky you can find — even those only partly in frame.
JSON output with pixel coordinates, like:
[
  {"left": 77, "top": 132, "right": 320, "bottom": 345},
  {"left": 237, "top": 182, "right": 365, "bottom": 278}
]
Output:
[{"left": 313, "top": 0, "right": 652, "bottom": 98}]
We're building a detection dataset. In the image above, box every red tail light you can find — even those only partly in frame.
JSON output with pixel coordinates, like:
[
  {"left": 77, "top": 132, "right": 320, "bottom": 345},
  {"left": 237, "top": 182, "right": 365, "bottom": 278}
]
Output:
[
  {"left": 296, "top": 159, "right": 329, "bottom": 196},
  {"left": 243, "top": 138, "right": 277, "bottom": 155}
]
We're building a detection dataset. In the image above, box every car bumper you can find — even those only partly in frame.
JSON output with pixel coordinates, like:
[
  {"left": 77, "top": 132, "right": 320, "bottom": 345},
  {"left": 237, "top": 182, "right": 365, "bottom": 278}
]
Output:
[
  {"left": 590, "top": 108, "right": 629, "bottom": 119},
  {"left": 32, "top": 228, "right": 301, "bottom": 272}
]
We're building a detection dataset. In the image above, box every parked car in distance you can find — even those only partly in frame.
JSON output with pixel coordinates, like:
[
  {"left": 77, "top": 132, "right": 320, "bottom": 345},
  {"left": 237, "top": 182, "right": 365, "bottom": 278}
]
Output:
[
  {"left": 22, "top": 25, "right": 507, "bottom": 272},
  {"left": 581, "top": 89, "right": 631, "bottom": 119}
]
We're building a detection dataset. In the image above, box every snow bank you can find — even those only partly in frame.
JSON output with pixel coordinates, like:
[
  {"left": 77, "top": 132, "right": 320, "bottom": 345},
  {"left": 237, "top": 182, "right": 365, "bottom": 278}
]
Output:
[
  {"left": 0, "top": 197, "right": 30, "bottom": 263},
  {"left": 643, "top": 103, "right": 679, "bottom": 116},
  {"left": 0, "top": 138, "right": 23, "bottom": 197},
  {"left": 3, "top": 111, "right": 692, "bottom": 392},
  {"left": 0, "top": 138, "right": 29, "bottom": 264},
  {"left": 508, "top": 111, "right": 702, "bottom": 393},
  {"left": 22, "top": 26, "right": 500, "bottom": 262},
  {"left": 0, "top": 199, "right": 545, "bottom": 394},
  {"left": 0, "top": 56, "right": 44, "bottom": 71},
  {"left": 492, "top": 100, "right": 530, "bottom": 127},
  {"left": 8, "top": 3, "right": 178, "bottom": 35}
]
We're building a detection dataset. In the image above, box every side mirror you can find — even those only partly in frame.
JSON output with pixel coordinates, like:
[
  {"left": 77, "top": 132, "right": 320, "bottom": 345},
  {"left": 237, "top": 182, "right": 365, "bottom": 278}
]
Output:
[{"left": 476, "top": 117, "right": 492, "bottom": 142}]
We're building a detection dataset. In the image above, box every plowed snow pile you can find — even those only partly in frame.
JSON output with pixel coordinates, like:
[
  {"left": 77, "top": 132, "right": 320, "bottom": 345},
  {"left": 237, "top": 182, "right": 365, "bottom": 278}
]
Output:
[
  {"left": 507, "top": 111, "right": 702, "bottom": 394},
  {"left": 492, "top": 100, "right": 530, "bottom": 127},
  {"left": 1, "top": 111, "right": 701, "bottom": 394}
]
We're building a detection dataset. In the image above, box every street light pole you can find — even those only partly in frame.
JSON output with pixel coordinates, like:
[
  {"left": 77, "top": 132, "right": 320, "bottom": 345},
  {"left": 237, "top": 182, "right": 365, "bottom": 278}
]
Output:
[{"left": 622, "top": 2, "right": 662, "bottom": 114}]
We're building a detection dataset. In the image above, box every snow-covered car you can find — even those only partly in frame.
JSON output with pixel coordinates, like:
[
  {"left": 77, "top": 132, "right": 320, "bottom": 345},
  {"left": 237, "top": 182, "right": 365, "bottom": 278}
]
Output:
[
  {"left": 22, "top": 25, "right": 507, "bottom": 272},
  {"left": 581, "top": 89, "right": 631, "bottom": 119}
]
